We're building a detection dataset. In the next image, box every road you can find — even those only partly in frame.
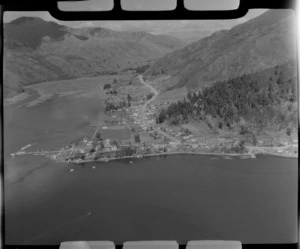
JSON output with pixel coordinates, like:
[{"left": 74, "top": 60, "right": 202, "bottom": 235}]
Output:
[
  {"left": 138, "top": 75, "right": 180, "bottom": 143},
  {"left": 246, "top": 144, "right": 298, "bottom": 158},
  {"left": 138, "top": 75, "right": 159, "bottom": 123}
]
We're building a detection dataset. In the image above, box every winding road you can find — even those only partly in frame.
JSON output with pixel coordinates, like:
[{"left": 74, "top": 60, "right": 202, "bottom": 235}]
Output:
[
  {"left": 138, "top": 75, "right": 180, "bottom": 143},
  {"left": 138, "top": 75, "right": 159, "bottom": 123}
]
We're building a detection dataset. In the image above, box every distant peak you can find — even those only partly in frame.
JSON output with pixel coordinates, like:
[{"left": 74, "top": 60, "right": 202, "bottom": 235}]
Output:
[
  {"left": 9, "top": 16, "right": 47, "bottom": 25},
  {"left": 5, "top": 16, "right": 67, "bottom": 49}
]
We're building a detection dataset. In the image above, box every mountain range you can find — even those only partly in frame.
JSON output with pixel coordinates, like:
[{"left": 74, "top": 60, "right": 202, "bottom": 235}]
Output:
[
  {"left": 3, "top": 17, "right": 185, "bottom": 97},
  {"left": 144, "top": 10, "right": 297, "bottom": 92},
  {"left": 4, "top": 10, "right": 297, "bottom": 98}
]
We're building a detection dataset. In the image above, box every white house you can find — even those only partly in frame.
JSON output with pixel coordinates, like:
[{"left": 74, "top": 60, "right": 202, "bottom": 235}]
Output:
[{"left": 111, "top": 146, "right": 118, "bottom": 151}]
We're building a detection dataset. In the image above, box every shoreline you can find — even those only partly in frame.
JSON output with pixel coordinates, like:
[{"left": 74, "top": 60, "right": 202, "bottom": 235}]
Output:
[
  {"left": 4, "top": 88, "right": 41, "bottom": 108},
  {"left": 249, "top": 151, "right": 298, "bottom": 158},
  {"left": 54, "top": 150, "right": 297, "bottom": 164},
  {"left": 4, "top": 92, "right": 29, "bottom": 106},
  {"left": 56, "top": 152, "right": 253, "bottom": 164}
]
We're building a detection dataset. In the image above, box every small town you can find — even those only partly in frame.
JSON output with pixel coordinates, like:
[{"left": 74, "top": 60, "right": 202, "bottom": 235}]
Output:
[
  {"left": 4, "top": 10, "right": 298, "bottom": 247},
  {"left": 11, "top": 75, "right": 298, "bottom": 163}
]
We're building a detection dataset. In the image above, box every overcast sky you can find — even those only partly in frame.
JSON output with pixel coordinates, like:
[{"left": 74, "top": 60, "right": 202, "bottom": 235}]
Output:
[{"left": 4, "top": 4, "right": 268, "bottom": 35}]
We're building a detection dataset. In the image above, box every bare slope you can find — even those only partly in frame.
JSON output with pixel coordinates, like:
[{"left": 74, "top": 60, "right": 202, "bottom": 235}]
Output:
[
  {"left": 145, "top": 10, "right": 296, "bottom": 91},
  {"left": 3, "top": 17, "right": 185, "bottom": 97}
]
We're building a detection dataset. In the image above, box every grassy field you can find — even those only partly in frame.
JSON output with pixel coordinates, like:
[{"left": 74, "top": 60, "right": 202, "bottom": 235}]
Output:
[
  {"left": 24, "top": 74, "right": 133, "bottom": 107},
  {"left": 154, "top": 87, "right": 187, "bottom": 104},
  {"left": 181, "top": 121, "right": 213, "bottom": 136},
  {"left": 101, "top": 127, "right": 132, "bottom": 140},
  {"left": 127, "top": 76, "right": 153, "bottom": 97}
]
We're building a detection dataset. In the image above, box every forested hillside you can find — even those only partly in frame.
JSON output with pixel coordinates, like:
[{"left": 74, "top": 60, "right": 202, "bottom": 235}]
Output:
[{"left": 157, "top": 61, "right": 297, "bottom": 134}]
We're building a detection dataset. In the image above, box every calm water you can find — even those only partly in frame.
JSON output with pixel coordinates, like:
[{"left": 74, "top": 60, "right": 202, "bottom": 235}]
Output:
[{"left": 4, "top": 92, "right": 298, "bottom": 245}]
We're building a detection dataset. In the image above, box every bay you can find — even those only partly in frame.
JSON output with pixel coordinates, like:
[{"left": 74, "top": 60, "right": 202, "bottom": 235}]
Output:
[{"left": 4, "top": 81, "right": 298, "bottom": 245}]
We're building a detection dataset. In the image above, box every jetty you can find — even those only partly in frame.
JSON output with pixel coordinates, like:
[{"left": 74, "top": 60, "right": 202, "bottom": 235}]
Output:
[{"left": 11, "top": 150, "right": 60, "bottom": 158}]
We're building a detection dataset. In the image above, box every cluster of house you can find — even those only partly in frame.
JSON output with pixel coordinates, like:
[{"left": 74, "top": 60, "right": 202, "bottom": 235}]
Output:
[
  {"left": 145, "top": 104, "right": 157, "bottom": 114},
  {"left": 105, "top": 114, "right": 127, "bottom": 126},
  {"left": 128, "top": 105, "right": 156, "bottom": 131},
  {"left": 255, "top": 136, "right": 298, "bottom": 147},
  {"left": 141, "top": 104, "right": 157, "bottom": 130},
  {"left": 57, "top": 136, "right": 143, "bottom": 162},
  {"left": 67, "top": 137, "right": 119, "bottom": 155},
  {"left": 151, "top": 143, "right": 167, "bottom": 152},
  {"left": 101, "top": 139, "right": 118, "bottom": 152},
  {"left": 157, "top": 101, "right": 170, "bottom": 108}
]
